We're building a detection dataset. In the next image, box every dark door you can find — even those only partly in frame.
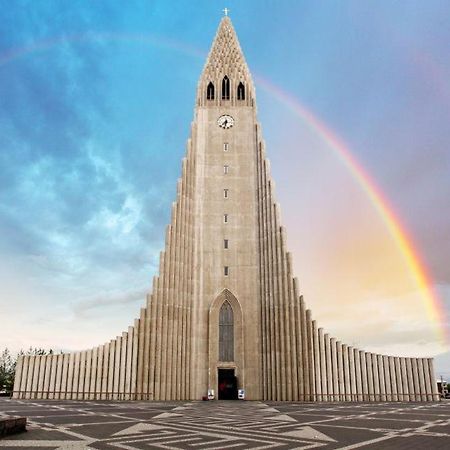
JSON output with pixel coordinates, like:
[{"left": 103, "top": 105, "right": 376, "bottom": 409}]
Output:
[{"left": 218, "top": 368, "right": 238, "bottom": 400}]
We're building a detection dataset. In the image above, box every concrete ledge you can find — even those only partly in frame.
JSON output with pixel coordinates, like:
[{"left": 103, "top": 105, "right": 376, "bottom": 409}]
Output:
[{"left": 0, "top": 416, "right": 27, "bottom": 437}]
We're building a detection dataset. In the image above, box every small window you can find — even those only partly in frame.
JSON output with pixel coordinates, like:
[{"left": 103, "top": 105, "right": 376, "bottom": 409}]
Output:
[
  {"left": 222, "top": 76, "right": 230, "bottom": 100},
  {"left": 237, "top": 82, "right": 245, "bottom": 100},
  {"left": 224, "top": 214, "right": 228, "bottom": 223},
  {"left": 223, "top": 165, "right": 229, "bottom": 174},
  {"left": 224, "top": 239, "right": 229, "bottom": 249},
  {"left": 206, "top": 82, "right": 215, "bottom": 100},
  {"left": 224, "top": 189, "right": 229, "bottom": 198},
  {"left": 224, "top": 143, "right": 229, "bottom": 152},
  {"left": 224, "top": 266, "right": 229, "bottom": 276}
]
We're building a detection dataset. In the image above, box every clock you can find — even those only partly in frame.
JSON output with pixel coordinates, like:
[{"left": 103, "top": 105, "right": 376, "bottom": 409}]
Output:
[{"left": 217, "top": 115, "right": 234, "bottom": 129}]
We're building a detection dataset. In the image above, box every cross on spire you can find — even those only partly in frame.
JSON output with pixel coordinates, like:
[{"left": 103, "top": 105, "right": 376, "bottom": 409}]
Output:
[{"left": 222, "top": 7, "right": 229, "bottom": 16}]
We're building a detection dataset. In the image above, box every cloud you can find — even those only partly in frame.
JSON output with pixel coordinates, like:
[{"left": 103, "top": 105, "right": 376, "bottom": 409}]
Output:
[{"left": 73, "top": 287, "right": 148, "bottom": 318}]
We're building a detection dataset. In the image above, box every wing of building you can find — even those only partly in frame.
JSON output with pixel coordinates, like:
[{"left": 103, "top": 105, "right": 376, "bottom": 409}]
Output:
[{"left": 13, "top": 16, "right": 438, "bottom": 402}]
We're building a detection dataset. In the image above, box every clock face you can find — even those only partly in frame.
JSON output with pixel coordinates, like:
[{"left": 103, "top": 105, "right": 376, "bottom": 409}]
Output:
[{"left": 217, "top": 115, "right": 234, "bottom": 129}]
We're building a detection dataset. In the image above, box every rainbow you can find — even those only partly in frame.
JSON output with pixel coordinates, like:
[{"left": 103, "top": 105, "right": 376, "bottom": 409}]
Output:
[
  {"left": 1, "top": 32, "right": 447, "bottom": 345},
  {"left": 255, "top": 75, "right": 449, "bottom": 345}
]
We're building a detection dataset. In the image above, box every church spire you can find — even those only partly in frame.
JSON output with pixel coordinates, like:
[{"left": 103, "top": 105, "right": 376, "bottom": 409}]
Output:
[{"left": 197, "top": 16, "right": 255, "bottom": 107}]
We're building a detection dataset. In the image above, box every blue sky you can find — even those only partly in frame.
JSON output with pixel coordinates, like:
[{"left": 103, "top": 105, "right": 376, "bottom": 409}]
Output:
[{"left": 1, "top": 1, "right": 449, "bottom": 372}]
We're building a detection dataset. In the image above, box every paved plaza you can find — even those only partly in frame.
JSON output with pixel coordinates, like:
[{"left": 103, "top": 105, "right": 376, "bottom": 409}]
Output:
[{"left": 0, "top": 398, "right": 449, "bottom": 449}]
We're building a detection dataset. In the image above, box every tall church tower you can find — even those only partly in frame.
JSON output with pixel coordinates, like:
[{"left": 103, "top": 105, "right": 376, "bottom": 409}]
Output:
[
  {"left": 13, "top": 16, "right": 438, "bottom": 402},
  {"left": 191, "top": 16, "right": 261, "bottom": 399}
]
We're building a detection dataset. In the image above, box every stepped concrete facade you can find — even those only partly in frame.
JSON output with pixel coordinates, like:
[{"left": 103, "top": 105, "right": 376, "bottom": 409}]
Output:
[{"left": 13, "top": 17, "right": 439, "bottom": 402}]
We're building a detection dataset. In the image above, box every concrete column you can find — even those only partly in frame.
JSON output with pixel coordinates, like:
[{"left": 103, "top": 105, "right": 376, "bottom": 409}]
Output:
[
  {"left": 371, "top": 353, "right": 379, "bottom": 401},
  {"left": 295, "top": 295, "right": 304, "bottom": 400},
  {"left": 89, "top": 347, "right": 98, "bottom": 400},
  {"left": 275, "top": 221, "right": 289, "bottom": 401},
  {"left": 406, "top": 357, "right": 415, "bottom": 401},
  {"left": 331, "top": 338, "right": 338, "bottom": 401},
  {"left": 12, "top": 356, "right": 23, "bottom": 399},
  {"left": 312, "top": 321, "right": 321, "bottom": 401},
  {"left": 72, "top": 352, "right": 81, "bottom": 400},
  {"left": 399, "top": 357, "right": 409, "bottom": 402},
  {"left": 348, "top": 347, "right": 356, "bottom": 401},
  {"left": 101, "top": 343, "right": 109, "bottom": 400},
  {"left": 342, "top": 345, "right": 351, "bottom": 401},
  {"left": 16, "top": 357, "right": 23, "bottom": 398},
  {"left": 108, "top": 340, "right": 116, "bottom": 401},
  {"left": 66, "top": 353, "right": 75, "bottom": 400},
  {"left": 37, "top": 356, "right": 46, "bottom": 399},
  {"left": 287, "top": 253, "right": 299, "bottom": 401},
  {"left": 113, "top": 337, "right": 121, "bottom": 400},
  {"left": 137, "top": 306, "right": 146, "bottom": 399},
  {"left": 125, "top": 327, "right": 133, "bottom": 400},
  {"left": 33, "top": 356, "right": 41, "bottom": 399},
  {"left": 78, "top": 351, "right": 86, "bottom": 400},
  {"left": 325, "top": 334, "right": 333, "bottom": 402},
  {"left": 154, "top": 275, "right": 164, "bottom": 400},
  {"left": 417, "top": 358, "right": 427, "bottom": 401},
  {"left": 300, "top": 296, "right": 310, "bottom": 401},
  {"left": 131, "top": 319, "right": 139, "bottom": 399},
  {"left": 319, "top": 328, "right": 327, "bottom": 401},
  {"left": 162, "top": 228, "right": 174, "bottom": 400},
  {"left": 148, "top": 290, "right": 157, "bottom": 400},
  {"left": 354, "top": 349, "right": 362, "bottom": 402},
  {"left": 166, "top": 207, "right": 178, "bottom": 401},
  {"left": 393, "top": 357, "right": 402, "bottom": 401},
  {"left": 365, "top": 353, "right": 376, "bottom": 402},
  {"left": 337, "top": 342, "right": 344, "bottom": 401},
  {"left": 428, "top": 359, "right": 439, "bottom": 401},
  {"left": 43, "top": 356, "right": 52, "bottom": 399},
  {"left": 411, "top": 358, "right": 420, "bottom": 401},
  {"left": 24, "top": 356, "right": 33, "bottom": 399},
  {"left": 360, "top": 351, "right": 368, "bottom": 401},
  {"left": 378, "top": 355, "right": 386, "bottom": 401},
  {"left": 95, "top": 346, "right": 104, "bottom": 401},
  {"left": 120, "top": 332, "right": 127, "bottom": 400},
  {"left": 54, "top": 354, "right": 64, "bottom": 400},
  {"left": 383, "top": 355, "right": 391, "bottom": 401},
  {"left": 84, "top": 350, "right": 92, "bottom": 399},
  {"left": 306, "top": 310, "right": 315, "bottom": 401},
  {"left": 29, "top": 357, "right": 37, "bottom": 399},
  {"left": 60, "top": 354, "right": 69, "bottom": 400},
  {"left": 423, "top": 358, "right": 433, "bottom": 402},
  {"left": 389, "top": 357, "right": 398, "bottom": 401}
]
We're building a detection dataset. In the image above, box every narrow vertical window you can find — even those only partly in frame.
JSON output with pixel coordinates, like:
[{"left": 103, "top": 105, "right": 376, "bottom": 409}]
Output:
[
  {"left": 223, "top": 165, "right": 229, "bottom": 174},
  {"left": 237, "top": 82, "right": 245, "bottom": 100},
  {"left": 222, "top": 75, "right": 230, "bottom": 100},
  {"left": 206, "top": 82, "right": 215, "bottom": 100},
  {"left": 224, "top": 189, "right": 229, "bottom": 198},
  {"left": 224, "top": 214, "right": 228, "bottom": 223},
  {"left": 224, "top": 266, "right": 229, "bottom": 276},
  {"left": 219, "top": 301, "right": 234, "bottom": 361},
  {"left": 224, "top": 143, "right": 229, "bottom": 152},
  {"left": 224, "top": 239, "right": 229, "bottom": 249}
]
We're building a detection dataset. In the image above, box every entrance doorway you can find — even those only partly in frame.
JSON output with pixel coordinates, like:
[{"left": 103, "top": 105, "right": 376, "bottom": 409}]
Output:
[{"left": 218, "top": 368, "right": 238, "bottom": 400}]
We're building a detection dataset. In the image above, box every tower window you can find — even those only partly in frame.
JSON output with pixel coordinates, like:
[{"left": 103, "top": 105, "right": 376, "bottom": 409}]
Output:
[
  {"left": 223, "top": 165, "right": 229, "bottom": 174},
  {"left": 222, "top": 76, "right": 230, "bottom": 100},
  {"left": 206, "top": 82, "right": 215, "bottom": 100},
  {"left": 224, "top": 214, "right": 228, "bottom": 223},
  {"left": 223, "top": 189, "right": 229, "bottom": 198},
  {"left": 224, "top": 143, "right": 229, "bottom": 152},
  {"left": 224, "top": 239, "right": 229, "bottom": 249},
  {"left": 237, "top": 82, "right": 245, "bottom": 100},
  {"left": 219, "top": 301, "right": 233, "bottom": 361},
  {"left": 224, "top": 266, "right": 229, "bottom": 276}
]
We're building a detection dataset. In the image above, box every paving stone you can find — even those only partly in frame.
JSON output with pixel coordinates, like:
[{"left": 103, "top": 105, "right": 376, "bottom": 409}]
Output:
[{"left": 0, "top": 398, "right": 449, "bottom": 449}]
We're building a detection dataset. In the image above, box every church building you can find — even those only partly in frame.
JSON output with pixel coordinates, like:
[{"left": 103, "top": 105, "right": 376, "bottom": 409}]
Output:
[{"left": 13, "top": 16, "right": 438, "bottom": 402}]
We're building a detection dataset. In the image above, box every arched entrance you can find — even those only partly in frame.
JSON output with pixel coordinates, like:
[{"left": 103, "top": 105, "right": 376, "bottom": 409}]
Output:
[{"left": 208, "top": 289, "right": 244, "bottom": 400}]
